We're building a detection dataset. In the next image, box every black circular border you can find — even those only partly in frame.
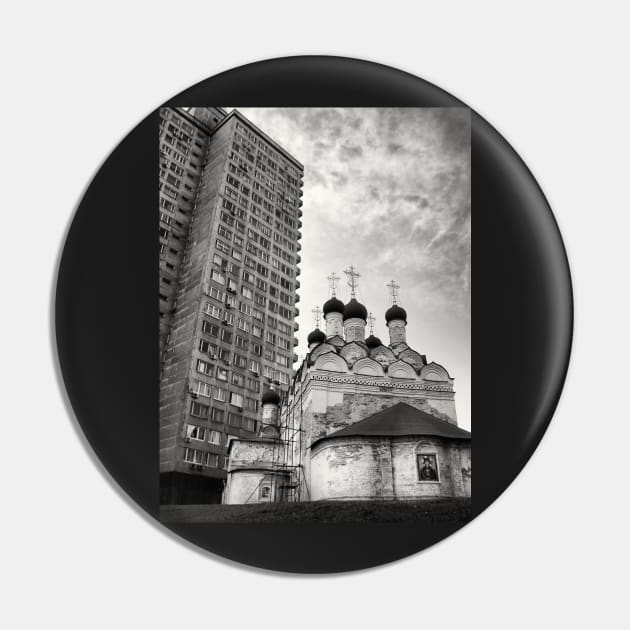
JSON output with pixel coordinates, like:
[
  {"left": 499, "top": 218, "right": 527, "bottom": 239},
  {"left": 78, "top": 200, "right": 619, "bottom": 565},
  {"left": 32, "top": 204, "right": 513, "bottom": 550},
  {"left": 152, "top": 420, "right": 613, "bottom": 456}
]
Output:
[{"left": 55, "top": 56, "right": 573, "bottom": 573}]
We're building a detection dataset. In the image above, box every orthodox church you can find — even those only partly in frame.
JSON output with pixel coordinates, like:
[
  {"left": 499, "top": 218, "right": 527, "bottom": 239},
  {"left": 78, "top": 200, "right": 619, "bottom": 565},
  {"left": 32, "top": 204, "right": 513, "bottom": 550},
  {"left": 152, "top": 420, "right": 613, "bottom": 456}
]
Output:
[{"left": 223, "top": 270, "right": 471, "bottom": 504}]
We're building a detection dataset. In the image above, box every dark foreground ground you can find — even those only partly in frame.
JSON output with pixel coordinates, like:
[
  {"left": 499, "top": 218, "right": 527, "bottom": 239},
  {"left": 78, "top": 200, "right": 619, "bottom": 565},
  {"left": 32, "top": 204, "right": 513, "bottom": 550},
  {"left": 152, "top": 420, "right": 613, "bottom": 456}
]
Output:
[{"left": 160, "top": 497, "right": 472, "bottom": 524}]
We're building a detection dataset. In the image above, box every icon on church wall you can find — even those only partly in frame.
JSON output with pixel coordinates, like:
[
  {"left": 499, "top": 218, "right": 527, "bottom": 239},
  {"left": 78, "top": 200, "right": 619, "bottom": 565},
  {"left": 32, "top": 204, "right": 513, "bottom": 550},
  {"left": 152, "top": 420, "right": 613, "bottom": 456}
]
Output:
[{"left": 417, "top": 454, "right": 440, "bottom": 482}]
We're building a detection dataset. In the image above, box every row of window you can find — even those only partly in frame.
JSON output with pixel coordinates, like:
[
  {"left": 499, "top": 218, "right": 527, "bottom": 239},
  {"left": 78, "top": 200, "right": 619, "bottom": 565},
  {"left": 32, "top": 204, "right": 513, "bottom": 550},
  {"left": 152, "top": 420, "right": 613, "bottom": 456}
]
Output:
[
  {"left": 191, "top": 396, "right": 257, "bottom": 416},
  {"left": 207, "top": 276, "right": 294, "bottom": 321},
  {"left": 196, "top": 355, "right": 290, "bottom": 385},
  {"left": 198, "top": 328, "right": 291, "bottom": 366},
  {"left": 183, "top": 448, "right": 220, "bottom": 468}
]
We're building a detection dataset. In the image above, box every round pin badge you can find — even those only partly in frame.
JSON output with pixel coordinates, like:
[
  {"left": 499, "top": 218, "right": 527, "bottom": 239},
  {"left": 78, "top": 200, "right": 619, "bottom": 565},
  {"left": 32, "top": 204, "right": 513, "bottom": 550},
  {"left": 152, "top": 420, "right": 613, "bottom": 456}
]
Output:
[{"left": 55, "top": 56, "right": 572, "bottom": 573}]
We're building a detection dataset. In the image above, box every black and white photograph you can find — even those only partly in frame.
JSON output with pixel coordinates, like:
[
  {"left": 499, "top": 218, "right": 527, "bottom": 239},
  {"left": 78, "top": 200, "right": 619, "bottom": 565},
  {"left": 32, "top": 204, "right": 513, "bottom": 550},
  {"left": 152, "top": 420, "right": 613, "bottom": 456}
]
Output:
[{"left": 159, "top": 107, "right": 471, "bottom": 522}]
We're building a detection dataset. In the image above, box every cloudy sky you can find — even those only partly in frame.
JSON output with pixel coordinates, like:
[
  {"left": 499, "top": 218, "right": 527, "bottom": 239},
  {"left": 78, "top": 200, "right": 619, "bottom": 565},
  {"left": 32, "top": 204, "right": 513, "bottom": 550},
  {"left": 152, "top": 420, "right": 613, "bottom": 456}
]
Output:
[{"left": 232, "top": 108, "right": 471, "bottom": 430}]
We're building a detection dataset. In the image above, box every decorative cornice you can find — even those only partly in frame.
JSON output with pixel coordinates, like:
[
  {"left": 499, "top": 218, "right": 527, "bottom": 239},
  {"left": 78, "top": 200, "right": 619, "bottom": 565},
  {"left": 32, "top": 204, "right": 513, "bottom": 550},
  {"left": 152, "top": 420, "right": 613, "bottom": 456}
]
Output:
[{"left": 309, "top": 373, "right": 452, "bottom": 392}]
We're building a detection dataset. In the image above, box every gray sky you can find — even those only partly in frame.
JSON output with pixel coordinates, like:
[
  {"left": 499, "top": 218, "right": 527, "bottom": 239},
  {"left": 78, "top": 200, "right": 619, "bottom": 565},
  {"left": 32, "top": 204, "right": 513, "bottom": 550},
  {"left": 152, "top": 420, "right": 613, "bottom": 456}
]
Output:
[{"left": 233, "top": 108, "right": 470, "bottom": 430}]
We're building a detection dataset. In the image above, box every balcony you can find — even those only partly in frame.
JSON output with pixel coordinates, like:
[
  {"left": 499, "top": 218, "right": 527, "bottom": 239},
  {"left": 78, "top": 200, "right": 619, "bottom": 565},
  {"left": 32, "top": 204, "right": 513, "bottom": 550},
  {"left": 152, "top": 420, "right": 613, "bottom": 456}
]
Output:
[
  {"left": 296, "top": 242, "right": 302, "bottom": 251},
  {"left": 292, "top": 353, "right": 299, "bottom": 364},
  {"left": 297, "top": 208, "right": 303, "bottom": 218},
  {"left": 295, "top": 279, "right": 300, "bottom": 289},
  {"left": 294, "top": 321, "right": 299, "bottom": 331},
  {"left": 296, "top": 254, "right": 301, "bottom": 263},
  {"left": 294, "top": 307, "right": 299, "bottom": 317},
  {"left": 297, "top": 219, "right": 303, "bottom": 229},
  {"left": 295, "top": 267, "right": 301, "bottom": 276},
  {"left": 295, "top": 294, "right": 300, "bottom": 303},
  {"left": 293, "top": 337, "right": 299, "bottom": 347}
]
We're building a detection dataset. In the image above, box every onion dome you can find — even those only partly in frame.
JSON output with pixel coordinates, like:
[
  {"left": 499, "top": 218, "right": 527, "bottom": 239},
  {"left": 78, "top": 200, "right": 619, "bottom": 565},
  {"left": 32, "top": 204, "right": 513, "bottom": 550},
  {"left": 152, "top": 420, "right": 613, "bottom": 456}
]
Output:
[
  {"left": 385, "top": 304, "right": 407, "bottom": 324},
  {"left": 261, "top": 388, "right": 281, "bottom": 405},
  {"left": 365, "top": 334, "right": 382, "bottom": 348},
  {"left": 323, "top": 296, "right": 344, "bottom": 315},
  {"left": 343, "top": 298, "right": 368, "bottom": 321},
  {"left": 307, "top": 328, "right": 326, "bottom": 345}
]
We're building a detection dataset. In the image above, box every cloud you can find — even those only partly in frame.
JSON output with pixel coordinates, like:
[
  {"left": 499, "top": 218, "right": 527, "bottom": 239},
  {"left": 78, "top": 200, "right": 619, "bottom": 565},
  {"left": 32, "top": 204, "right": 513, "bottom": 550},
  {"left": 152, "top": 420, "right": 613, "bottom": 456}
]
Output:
[{"left": 233, "top": 107, "right": 471, "bottom": 429}]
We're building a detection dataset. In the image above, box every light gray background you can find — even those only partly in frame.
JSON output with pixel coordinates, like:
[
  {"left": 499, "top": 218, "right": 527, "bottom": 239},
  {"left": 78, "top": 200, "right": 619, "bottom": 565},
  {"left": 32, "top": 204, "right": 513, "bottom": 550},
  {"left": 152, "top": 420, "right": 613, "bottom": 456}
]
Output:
[{"left": 3, "top": 2, "right": 629, "bottom": 629}]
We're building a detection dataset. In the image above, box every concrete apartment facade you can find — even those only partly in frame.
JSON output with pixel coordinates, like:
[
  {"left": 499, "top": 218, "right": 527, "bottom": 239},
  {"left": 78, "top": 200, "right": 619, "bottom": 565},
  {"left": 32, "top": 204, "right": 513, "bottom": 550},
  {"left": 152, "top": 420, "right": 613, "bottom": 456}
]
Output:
[{"left": 159, "top": 107, "right": 304, "bottom": 505}]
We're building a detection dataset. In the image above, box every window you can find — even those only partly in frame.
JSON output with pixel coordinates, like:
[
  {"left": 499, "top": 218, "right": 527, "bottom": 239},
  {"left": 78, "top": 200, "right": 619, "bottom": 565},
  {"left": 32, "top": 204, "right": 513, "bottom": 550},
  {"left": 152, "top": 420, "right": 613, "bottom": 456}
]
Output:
[
  {"left": 208, "top": 286, "right": 224, "bottom": 302},
  {"left": 260, "top": 486, "right": 271, "bottom": 499},
  {"left": 242, "top": 270, "right": 255, "bottom": 285},
  {"left": 232, "top": 373, "right": 245, "bottom": 387},
  {"left": 216, "top": 367, "right": 228, "bottom": 381},
  {"left": 248, "top": 359, "right": 260, "bottom": 373},
  {"left": 208, "top": 430, "right": 221, "bottom": 445},
  {"left": 243, "top": 417, "right": 256, "bottom": 432},
  {"left": 233, "top": 353, "right": 247, "bottom": 368},
  {"left": 184, "top": 448, "right": 203, "bottom": 464},
  {"left": 218, "top": 224, "right": 233, "bottom": 240},
  {"left": 221, "top": 329, "right": 233, "bottom": 344},
  {"left": 196, "top": 359, "right": 213, "bottom": 375},
  {"left": 230, "top": 392, "right": 244, "bottom": 408},
  {"left": 218, "top": 347, "right": 230, "bottom": 361},
  {"left": 213, "top": 387, "right": 226, "bottom": 402},
  {"left": 246, "top": 398, "right": 258, "bottom": 412},
  {"left": 276, "top": 354, "right": 290, "bottom": 368},
  {"left": 237, "top": 318, "right": 250, "bottom": 332},
  {"left": 210, "top": 269, "right": 225, "bottom": 285},
  {"left": 252, "top": 343, "right": 262, "bottom": 356},
  {"left": 190, "top": 401, "right": 209, "bottom": 419},
  {"left": 205, "top": 453, "right": 219, "bottom": 467},
  {"left": 235, "top": 335, "right": 248, "bottom": 350},
  {"left": 211, "top": 407, "right": 225, "bottom": 422},
  {"left": 241, "top": 286, "right": 253, "bottom": 300},
  {"left": 194, "top": 381, "right": 212, "bottom": 397},
  {"left": 202, "top": 320, "right": 219, "bottom": 337},
  {"left": 266, "top": 331, "right": 276, "bottom": 345},
  {"left": 205, "top": 303, "right": 222, "bottom": 319},
  {"left": 198, "top": 339, "right": 216, "bottom": 355},
  {"left": 277, "top": 371, "right": 290, "bottom": 385},
  {"left": 187, "top": 425, "right": 206, "bottom": 441},
  {"left": 252, "top": 324, "right": 262, "bottom": 338},
  {"left": 228, "top": 413, "right": 241, "bottom": 428},
  {"left": 278, "top": 337, "right": 290, "bottom": 351},
  {"left": 216, "top": 239, "right": 230, "bottom": 254},
  {"left": 247, "top": 378, "right": 260, "bottom": 393}
]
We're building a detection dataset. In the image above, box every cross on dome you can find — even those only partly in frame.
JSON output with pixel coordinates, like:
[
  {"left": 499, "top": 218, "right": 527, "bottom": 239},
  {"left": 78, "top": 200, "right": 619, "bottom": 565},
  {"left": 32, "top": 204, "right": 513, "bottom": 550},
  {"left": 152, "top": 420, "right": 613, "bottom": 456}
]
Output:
[
  {"left": 344, "top": 266, "right": 361, "bottom": 298},
  {"left": 327, "top": 272, "right": 340, "bottom": 297},
  {"left": 312, "top": 306, "right": 322, "bottom": 328},
  {"left": 367, "top": 312, "right": 376, "bottom": 335},
  {"left": 387, "top": 279, "right": 400, "bottom": 305}
]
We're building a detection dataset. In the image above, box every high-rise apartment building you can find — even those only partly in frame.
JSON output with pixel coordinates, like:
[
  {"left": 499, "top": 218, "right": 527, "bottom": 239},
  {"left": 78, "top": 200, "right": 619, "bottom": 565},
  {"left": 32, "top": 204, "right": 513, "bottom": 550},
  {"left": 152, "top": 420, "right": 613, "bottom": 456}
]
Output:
[{"left": 159, "top": 107, "right": 304, "bottom": 505}]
